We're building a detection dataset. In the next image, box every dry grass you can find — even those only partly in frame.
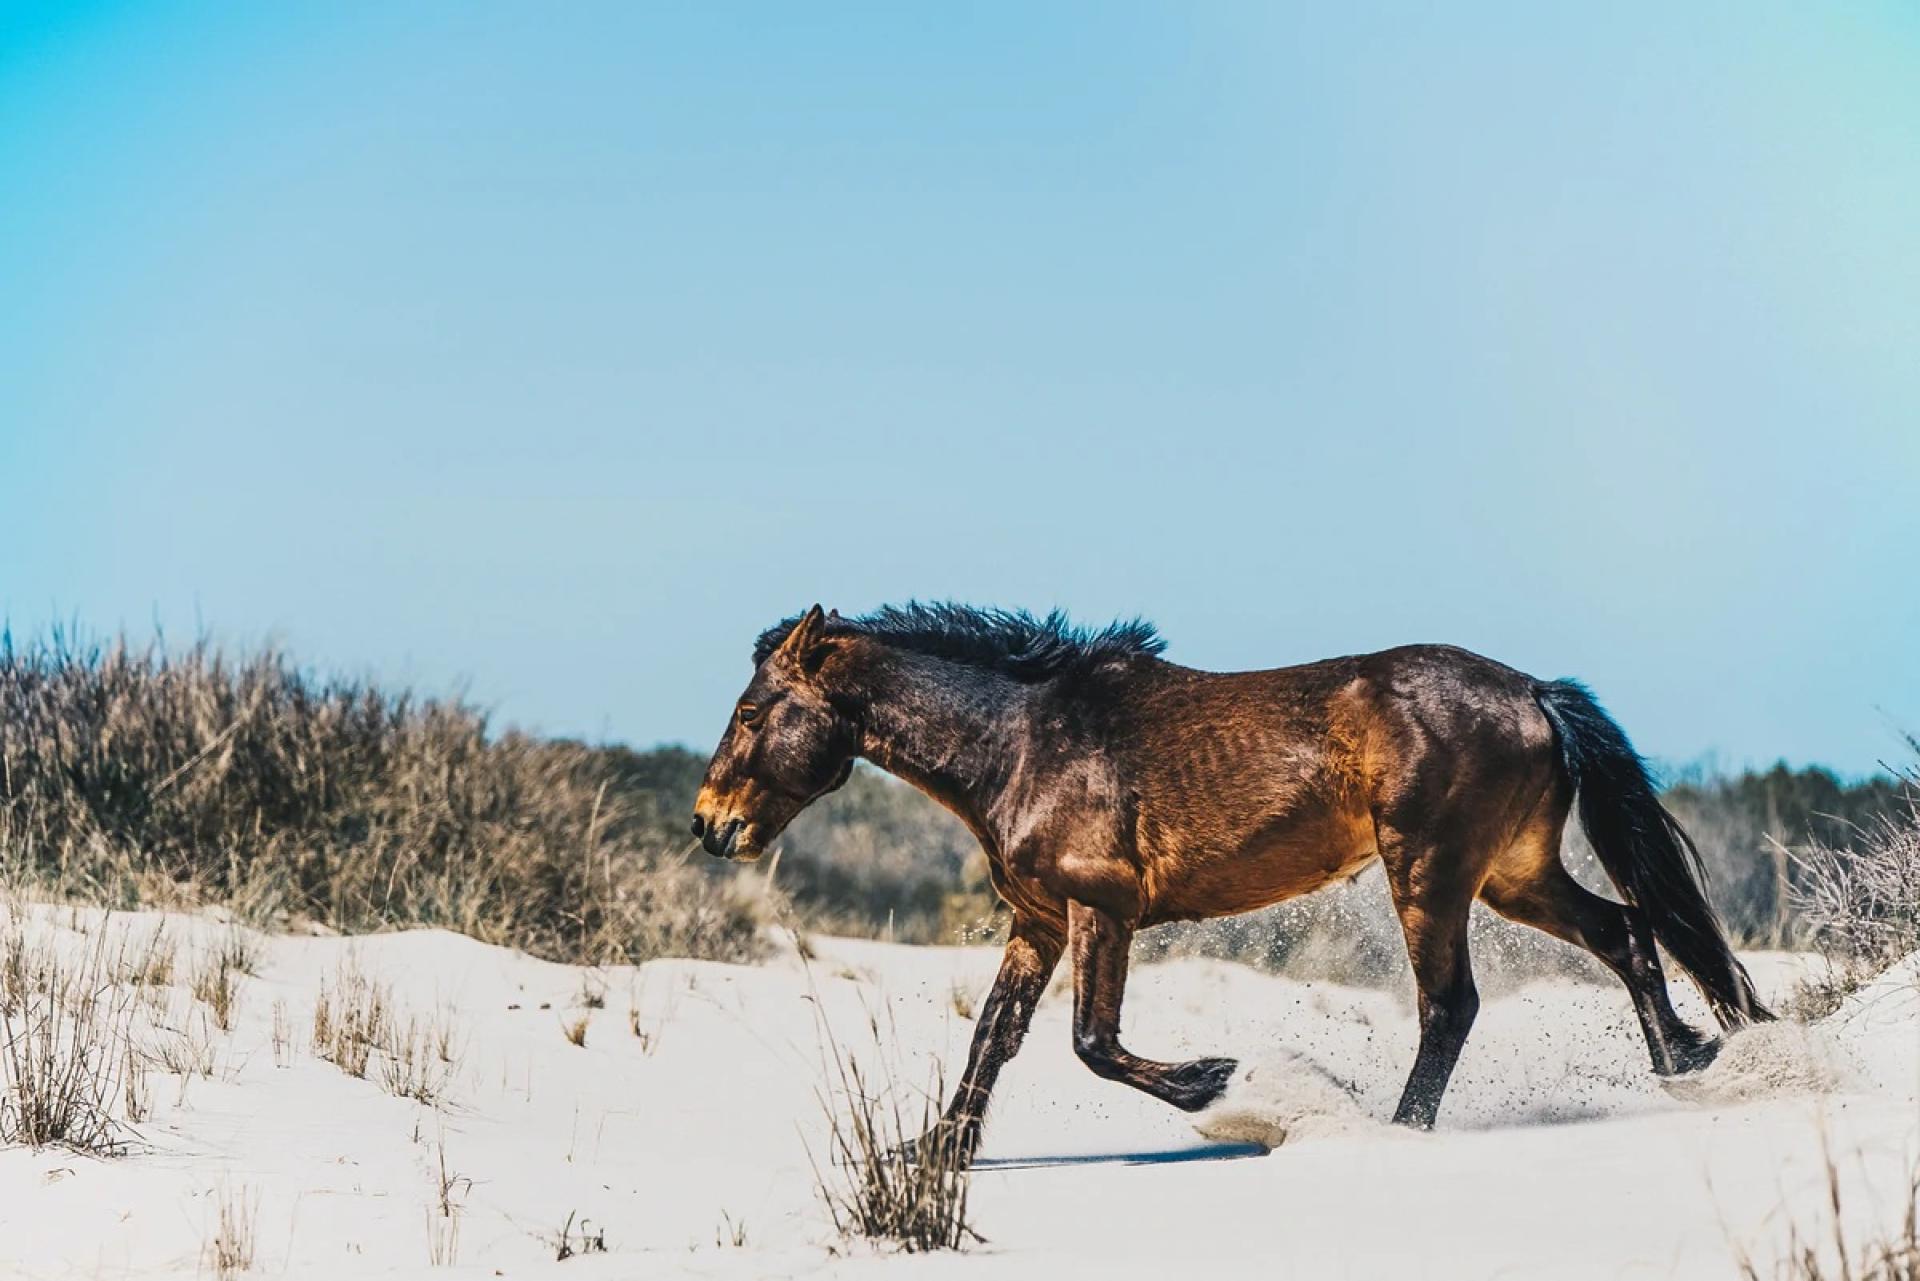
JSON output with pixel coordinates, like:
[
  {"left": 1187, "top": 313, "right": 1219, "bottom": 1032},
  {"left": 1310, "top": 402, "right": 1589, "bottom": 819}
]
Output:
[
  {"left": 0, "top": 629, "right": 774, "bottom": 967},
  {"left": 426, "top": 1132, "right": 468, "bottom": 1267},
  {"left": 205, "top": 1184, "right": 257, "bottom": 1280},
  {"left": 561, "top": 1014, "right": 589, "bottom": 1048},
  {"left": 152, "top": 1007, "right": 219, "bottom": 1080},
  {"left": 270, "top": 999, "right": 293, "bottom": 1068},
  {"left": 808, "top": 1010, "right": 977, "bottom": 1253},
  {"left": 190, "top": 950, "right": 242, "bottom": 1031},
  {"left": 126, "top": 930, "right": 176, "bottom": 987},
  {"left": 1733, "top": 1143, "right": 1920, "bottom": 1280},
  {"left": 548, "top": 1210, "right": 608, "bottom": 1261},
  {"left": 216, "top": 928, "right": 262, "bottom": 977},
  {"left": 311, "top": 960, "right": 458, "bottom": 1103},
  {"left": 625, "top": 1005, "right": 654, "bottom": 1052},
  {"left": 312, "top": 960, "right": 389, "bottom": 1079},
  {"left": 625, "top": 975, "right": 677, "bottom": 1055},
  {"left": 0, "top": 926, "right": 142, "bottom": 1154},
  {"left": 1788, "top": 770, "right": 1920, "bottom": 1019},
  {"left": 381, "top": 1013, "right": 459, "bottom": 1105},
  {"left": 121, "top": 1050, "right": 151, "bottom": 1122}
]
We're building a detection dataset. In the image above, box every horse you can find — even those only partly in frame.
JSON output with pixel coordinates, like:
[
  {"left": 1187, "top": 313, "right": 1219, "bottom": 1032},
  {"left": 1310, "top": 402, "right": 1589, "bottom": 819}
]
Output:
[{"left": 691, "top": 602, "right": 1768, "bottom": 1160}]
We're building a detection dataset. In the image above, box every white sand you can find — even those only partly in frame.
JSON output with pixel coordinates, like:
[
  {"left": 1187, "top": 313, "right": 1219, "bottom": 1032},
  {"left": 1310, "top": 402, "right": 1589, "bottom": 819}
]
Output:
[{"left": 0, "top": 904, "right": 1913, "bottom": 1280}]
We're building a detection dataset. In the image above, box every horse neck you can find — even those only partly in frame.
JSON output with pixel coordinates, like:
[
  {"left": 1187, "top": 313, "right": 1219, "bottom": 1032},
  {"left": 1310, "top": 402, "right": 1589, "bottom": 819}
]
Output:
[{"left": 839, "top": 646, "right": 1027, "bottom": 837}]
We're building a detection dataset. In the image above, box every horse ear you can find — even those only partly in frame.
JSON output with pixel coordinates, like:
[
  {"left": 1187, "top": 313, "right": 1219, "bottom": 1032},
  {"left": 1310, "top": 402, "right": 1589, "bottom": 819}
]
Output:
[
  {"left": 778, "top": 604, "right": 834, "bottom": 672},
  {"left": 784, "top": 604, "right": 826, "bottom": 649}
]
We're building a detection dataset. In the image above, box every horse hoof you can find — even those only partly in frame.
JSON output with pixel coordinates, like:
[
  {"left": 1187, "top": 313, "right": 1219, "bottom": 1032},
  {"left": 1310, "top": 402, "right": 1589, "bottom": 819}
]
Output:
[
  {"left": 1663, "top": 1035, "right": 1721, "bottom": 1076},
  {"left": 898, "top": 1122, "right": 976, "bottom": 1168},
  {"left": 1168, "top": 1056, "right": 1240, "bottom": 1111}
]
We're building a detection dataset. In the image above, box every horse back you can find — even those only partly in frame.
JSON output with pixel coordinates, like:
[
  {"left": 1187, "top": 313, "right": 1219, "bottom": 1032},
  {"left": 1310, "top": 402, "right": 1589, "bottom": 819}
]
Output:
[{"left": 1115, "top": 645, "right": 1556, "bottom": 924}]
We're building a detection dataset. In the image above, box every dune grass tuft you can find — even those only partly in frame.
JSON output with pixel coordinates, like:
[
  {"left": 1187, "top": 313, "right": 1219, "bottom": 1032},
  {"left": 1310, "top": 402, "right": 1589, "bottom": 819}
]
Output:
[{"left": 809, "top": 1009, "right": 978, "bottom": 1253}]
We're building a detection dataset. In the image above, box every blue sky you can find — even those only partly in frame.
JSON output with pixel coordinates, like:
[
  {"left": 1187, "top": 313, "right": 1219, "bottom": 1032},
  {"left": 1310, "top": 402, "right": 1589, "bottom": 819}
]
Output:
[{"left": 2, "top": 2, "right": 1915, "bottom": 775}]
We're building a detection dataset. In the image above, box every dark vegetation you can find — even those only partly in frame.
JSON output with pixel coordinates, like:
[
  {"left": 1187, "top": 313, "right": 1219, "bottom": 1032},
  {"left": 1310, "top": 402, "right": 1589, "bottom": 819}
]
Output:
[
  {"left": 0, "top": 629, "right": 1909, "bottom": 976},
  {"left": 1664, "top": 763, "right": 1911, "bottom": 947},
  {"left": 0, "top": 631, "right": 769, "bottom": 965},
  {"left": 1783, "top": 761, "right": 1920, "bottom": 1017}
]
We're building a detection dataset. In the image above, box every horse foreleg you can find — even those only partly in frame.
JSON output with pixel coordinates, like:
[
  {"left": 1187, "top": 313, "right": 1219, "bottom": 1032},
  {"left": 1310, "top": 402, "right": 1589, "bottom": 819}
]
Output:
[
  {"left": 1068, "top": 900, "right": 1237, "bottom": 1111},
  {"left": 913, "top": 915, "right": 1062, "bottom": 1161}
]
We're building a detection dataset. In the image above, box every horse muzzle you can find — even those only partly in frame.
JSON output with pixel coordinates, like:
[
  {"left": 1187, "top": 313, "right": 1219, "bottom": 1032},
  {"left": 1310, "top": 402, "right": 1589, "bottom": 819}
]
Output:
[{"left": 690, "top": 812, "right": 758, "bottom": 861}]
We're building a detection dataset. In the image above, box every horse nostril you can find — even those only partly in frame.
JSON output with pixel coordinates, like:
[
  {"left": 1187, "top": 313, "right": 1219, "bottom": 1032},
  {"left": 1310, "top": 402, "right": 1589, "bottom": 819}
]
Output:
[{"left": 690, "top": 814, "right": 706, "bottom": 838}]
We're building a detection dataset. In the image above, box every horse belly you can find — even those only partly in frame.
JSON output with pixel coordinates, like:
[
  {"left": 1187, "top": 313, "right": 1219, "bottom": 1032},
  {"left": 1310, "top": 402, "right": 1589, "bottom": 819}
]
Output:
[{"left": 1142, "top": 805, "right": 1377, "bottom": 924}]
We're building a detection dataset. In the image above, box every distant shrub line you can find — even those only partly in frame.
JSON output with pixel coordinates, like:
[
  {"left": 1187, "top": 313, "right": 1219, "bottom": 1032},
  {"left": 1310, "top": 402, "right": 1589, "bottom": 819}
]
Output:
[{"left": 0, "top": 627, "right": 1909, "bottom": 976}]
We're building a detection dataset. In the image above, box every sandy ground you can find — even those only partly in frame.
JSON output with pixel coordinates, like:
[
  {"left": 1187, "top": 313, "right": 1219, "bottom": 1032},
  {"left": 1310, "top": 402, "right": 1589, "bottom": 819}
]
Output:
[{"left": 0, "top": 904, "right": 1913, "bottom": 1280}]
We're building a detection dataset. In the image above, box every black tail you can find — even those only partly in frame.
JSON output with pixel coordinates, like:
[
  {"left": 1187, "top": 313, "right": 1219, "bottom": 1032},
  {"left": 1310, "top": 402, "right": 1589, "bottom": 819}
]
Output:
[{"left": 1534, "top": 679, "right": 1770, "bottom": 1029}]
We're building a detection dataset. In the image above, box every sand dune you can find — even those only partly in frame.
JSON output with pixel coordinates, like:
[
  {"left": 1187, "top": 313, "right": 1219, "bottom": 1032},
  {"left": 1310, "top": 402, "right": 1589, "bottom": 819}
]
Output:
[{"left": 0, "top": 904, "right": 1912, "bottom": 1279}]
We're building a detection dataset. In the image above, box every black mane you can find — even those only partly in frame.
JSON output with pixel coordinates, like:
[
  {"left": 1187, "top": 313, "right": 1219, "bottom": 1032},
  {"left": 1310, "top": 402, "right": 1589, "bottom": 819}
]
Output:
[{"left": 752, "top": 602, "right": 1165, "bottom": 681}]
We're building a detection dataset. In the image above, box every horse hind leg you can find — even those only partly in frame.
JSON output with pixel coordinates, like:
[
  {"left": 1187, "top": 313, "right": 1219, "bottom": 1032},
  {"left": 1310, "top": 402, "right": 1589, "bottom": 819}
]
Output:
[
  {"left": 1480, "top": 848, "right": 1718, "bottom": 1075},
  {"left": 1379, "top": 837, "right": 1482, "bottom": 1130}
]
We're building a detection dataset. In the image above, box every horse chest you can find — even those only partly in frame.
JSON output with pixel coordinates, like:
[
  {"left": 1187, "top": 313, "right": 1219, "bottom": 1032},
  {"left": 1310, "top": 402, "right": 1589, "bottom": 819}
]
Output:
[{"left": 992, "top": 824, "right": 1139, "bottom": 922}]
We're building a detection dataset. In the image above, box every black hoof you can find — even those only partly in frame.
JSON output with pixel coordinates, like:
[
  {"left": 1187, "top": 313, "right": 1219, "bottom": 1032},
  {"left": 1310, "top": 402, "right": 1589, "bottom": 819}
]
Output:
[
  {"left": 1165, "top": 1056, "right": 1240, "bottom": 1112},
  {"left": 898, "top": 1120, "right": 977, "bottom": 1168},
  {"left": 1656, "top": 1032, "right": 1721, "bottom": 1076}
]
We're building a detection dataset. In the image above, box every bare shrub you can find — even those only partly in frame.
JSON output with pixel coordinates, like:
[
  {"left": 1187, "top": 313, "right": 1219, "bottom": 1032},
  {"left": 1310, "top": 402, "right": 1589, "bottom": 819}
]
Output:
[
  {"left": 205, "top": 1184, "right": 257, "bottom": 1280},
  {"left": 809, "top": 1012, "right": 977, "bottom": 1253},
  {"left": 1669, "top": 762, "right": 1910, "bottom": 947},
  {"left": 0, "top": 930, "right": 140, "bottom": 1154},
  {"left": 1788, "top": 769, "right": 1920, "bottom": 1018}
]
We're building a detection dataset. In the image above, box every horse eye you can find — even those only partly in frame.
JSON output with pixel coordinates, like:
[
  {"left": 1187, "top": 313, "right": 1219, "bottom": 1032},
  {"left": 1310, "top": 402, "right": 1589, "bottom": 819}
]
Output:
[{"left": 737, "top": 704, "right": 760, "bottom": 727}]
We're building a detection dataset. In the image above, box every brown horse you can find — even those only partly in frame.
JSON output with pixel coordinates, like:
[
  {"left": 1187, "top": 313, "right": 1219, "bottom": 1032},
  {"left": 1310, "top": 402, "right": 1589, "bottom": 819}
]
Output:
[{"left": 692, "top": 603, "right": 1767, "bottom": 1158}]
